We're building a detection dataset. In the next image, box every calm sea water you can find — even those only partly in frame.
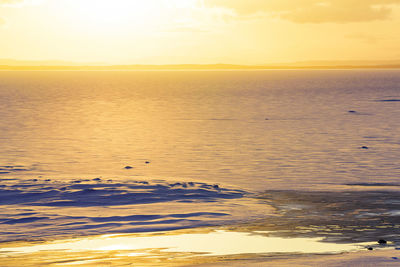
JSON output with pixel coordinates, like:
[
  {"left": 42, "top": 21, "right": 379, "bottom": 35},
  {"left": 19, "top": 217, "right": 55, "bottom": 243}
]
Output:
[{"left": 1, "top": 70, "right": 400, "bottom": 242}]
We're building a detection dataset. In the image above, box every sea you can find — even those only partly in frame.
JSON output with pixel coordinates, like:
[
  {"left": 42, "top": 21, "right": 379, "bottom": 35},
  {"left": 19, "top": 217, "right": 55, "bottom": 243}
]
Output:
[{"left": 0, "top": 70, "right": 400, "bottom": 264}]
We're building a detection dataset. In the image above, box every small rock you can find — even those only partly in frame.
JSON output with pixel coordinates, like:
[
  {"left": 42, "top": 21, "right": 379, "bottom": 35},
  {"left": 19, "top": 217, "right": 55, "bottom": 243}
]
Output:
[
  {"left": 93, "top": 178, "right": 101, "bottom": 181},
  {"left": 145, "top": 161, "right": 150, "bottom": 164},
  {"left": 124, "top": 166, "right": 133, "bottom": 169},
  {"left": 367, "top": 247, "right": 373, "bottom": 251},
  {"left": 361, "top": 146, "right": 369, "bottom": 149},
  {"left": 348, "top": 110, "right": 356, "bottom": 113},
  {"left": 378, "top": 239, "right": 387, "bottom": 244},
  {"left": 392, "top": 257, "right": 398, "bottom": 260},
  {"left": 213, "top": 184, "right": 220, "bottom": 189},
  {"left": 83, "top": 188, "right": 96, "bottom": 193}
]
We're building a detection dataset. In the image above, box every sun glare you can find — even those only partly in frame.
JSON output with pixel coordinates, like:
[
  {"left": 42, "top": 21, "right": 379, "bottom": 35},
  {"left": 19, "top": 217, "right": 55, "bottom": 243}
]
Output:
[
  {"left": 62, "top": 0, "right": 200, "bottom": 33},
  {"left": 74, "top": 0, "right": 157, "bottom": 28}
]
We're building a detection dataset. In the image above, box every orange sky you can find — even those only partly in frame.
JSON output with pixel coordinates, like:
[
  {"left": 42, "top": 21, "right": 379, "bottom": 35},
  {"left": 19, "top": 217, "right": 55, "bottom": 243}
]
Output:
[{"left": 0, "top": 0, "right": 400, "bottom": 65}]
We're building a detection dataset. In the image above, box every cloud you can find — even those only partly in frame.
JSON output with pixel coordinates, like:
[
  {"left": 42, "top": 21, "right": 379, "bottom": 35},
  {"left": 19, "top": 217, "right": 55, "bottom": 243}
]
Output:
[
  {"left": 160, "top": 25, "right": 208, "bottom": 33},
  {"left": 0, "top": 0, "right": 23, "bottom": 27},
  {"left": 0, "top": 0, "right": 24, "bottom": 6},
  {"left": 345, "top": 33, "right": 383, "bottom": 44},
  {"left": 205, "top": 0, "right": 400, "bottom": 23},
  {"left": 0, "top": 0, "right": 43, "bottom": 27},
  {"left": 0, "top": 0, "right": 43, "bottom": 7}
]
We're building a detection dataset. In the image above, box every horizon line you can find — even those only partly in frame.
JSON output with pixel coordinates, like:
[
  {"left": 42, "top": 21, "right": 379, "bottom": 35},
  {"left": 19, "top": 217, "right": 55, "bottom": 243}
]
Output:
[{"left": 1, "top": 63, "right": 400, "bottom": 70}]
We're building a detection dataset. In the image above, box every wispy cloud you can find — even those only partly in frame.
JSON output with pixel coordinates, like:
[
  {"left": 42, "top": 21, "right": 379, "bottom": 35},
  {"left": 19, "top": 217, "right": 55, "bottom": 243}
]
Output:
[
  {"left": 156, "top": 4, "right": 235, "bottom": 34},
  {"left": 0, "top": 0, "right": 23, "bottom": 3},
  {"left": 345, "top": 33, "right": 384, "bottom": 44},
  {"left": 0, "top": 0, "right": 43, "bottom": 27},
  {"left": 206, "top": 0, "right": 400, "bottom": 23},
  {"left": 0, "top": 0, "right": 43, "bottom": 8},
  {"left": 0, "top": 0, "right": 26, "bottom": 7}
]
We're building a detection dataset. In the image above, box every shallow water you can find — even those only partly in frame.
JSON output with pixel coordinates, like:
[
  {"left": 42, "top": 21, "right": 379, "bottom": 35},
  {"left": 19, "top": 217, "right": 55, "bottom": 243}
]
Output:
[
  {"left": 0, "top": 229, "right": 373, "bottom": 266},
  {"left": 0, "top": 70, "right": 400, "bottom": 250}
]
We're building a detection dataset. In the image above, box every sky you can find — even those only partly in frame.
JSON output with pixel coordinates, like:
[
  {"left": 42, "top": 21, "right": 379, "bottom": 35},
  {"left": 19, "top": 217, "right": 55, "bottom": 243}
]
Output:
[{"left": 0, "top": 0, "right": 400, "bottom": 65}]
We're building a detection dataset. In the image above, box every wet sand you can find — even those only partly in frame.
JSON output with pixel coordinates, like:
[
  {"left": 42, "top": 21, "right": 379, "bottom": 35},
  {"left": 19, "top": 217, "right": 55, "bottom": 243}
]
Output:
[{"left": 191, "top": 249, "right": 400, "bottom": 267}]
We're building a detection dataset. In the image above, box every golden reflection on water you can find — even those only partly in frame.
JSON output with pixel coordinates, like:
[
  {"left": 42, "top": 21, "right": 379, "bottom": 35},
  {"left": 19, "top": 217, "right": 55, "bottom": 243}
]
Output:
[
  {"left": 3, "top": 71, "right": 400, "bottom": 191},
  {"left": 0, "top": 229, "right": 372, "bottom": 266}
]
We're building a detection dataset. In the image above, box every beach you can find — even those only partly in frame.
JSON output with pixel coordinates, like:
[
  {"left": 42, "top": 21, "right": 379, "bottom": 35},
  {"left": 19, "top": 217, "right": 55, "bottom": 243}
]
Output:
[{"left": 193, "top": 249, "right": 400, "bottom": 267}]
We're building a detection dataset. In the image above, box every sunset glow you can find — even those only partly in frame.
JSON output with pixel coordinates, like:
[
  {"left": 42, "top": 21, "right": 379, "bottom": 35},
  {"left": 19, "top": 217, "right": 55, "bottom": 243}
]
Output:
[
  {"left": 1, "top": 0, "right": 400, "bottom": 65},
  {"left": 1, "top": 1, "right": 400, "bottom": 266},
  {"left": 64, "top": 0, "right": 200, "bottom": 31}
]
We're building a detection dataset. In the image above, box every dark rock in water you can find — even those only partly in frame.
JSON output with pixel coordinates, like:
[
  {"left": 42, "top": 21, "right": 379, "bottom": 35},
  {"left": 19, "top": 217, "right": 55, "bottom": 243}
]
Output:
[
  {"left": 124, "top": 166, "right": 133, "bottom": 169},
  {"left": 145, "top": 161, "right": 150, "bottom": 164},
  {"left": 93, "top": 178, "right": 101, "bottom": 181},
  {"left": 213, "top": 184, "right": 220, "bottom": 190},
  {"left": 378, "top": 99, "right": 400, "bottom": 102},
  {"left": 348, "top": 110, "right": 356, "bottom": 113},
  {"left": 367, "top": 247, "right": 373, "bottom": 251},
  {"left": 378, "top": 239, "right": 387, "bottom": 244},
  {"left": 83, "top": 188, "right": 96, "bottom": 193},
  {"left": 392, "top": 257, "right": 398, "bottom": 260},
  {"left": 361, "top": 146, "right": 369, "bottom": 149}
]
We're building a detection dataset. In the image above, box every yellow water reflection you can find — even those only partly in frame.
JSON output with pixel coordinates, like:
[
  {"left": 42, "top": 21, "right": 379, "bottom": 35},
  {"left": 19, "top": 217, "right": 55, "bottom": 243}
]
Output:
[{"left": 0, "top": 229, "right": 371, "bottom": 265}]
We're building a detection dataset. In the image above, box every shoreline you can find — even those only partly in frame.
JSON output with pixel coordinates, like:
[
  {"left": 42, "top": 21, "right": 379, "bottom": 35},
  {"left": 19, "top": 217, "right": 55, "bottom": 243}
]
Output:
[
  {"left": 190, "top": 248, "right": 400, "bottom": 267},
  {"left": 0, "top": 226, "right": 387, "bottom": 267}
]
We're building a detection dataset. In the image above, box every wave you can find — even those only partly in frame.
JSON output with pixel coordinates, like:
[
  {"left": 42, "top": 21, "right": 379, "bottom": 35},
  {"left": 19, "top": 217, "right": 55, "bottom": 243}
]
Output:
[{"left": 0, "top": 178, "right": 246, "bottom": 242}]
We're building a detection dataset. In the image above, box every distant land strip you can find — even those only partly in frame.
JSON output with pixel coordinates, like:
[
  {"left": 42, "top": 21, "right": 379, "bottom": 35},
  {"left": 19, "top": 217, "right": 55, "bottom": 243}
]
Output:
[{"left": 1, "top": 64, "right": 400, "bottom": 70}]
